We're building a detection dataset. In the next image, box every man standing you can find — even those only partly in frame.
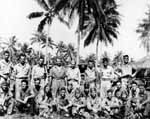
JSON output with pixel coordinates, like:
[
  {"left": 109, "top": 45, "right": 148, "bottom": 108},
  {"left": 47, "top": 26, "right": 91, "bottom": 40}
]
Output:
[
  {"left": 100, "top": 58, "right": 114, "bottom": 99},
  {"left": 32, "top": 57, "right": 47, "bottom": 87},
  {"left": 50, "top": 58, "right": 66, "bottom": 97},
  {"left": 66, "top": 60, "right": 81, "bottom": 89},
  {"left": 121, "top": 55, "right": 135, "bottom": 89},
  {"left": 13, "top": 54, "right": 31, "bottom": 98},
  {"left": 0, "top": 51, "right": 13, "bottom": 85},
  {"left": 85, "top": 60, "right": 97, "bottom": 88}
]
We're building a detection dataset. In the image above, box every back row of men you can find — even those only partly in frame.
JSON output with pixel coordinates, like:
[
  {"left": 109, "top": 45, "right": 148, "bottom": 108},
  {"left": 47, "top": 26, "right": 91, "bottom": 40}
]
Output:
[{"left": 0, "top": 51, "right": 135, "bottom": 99}]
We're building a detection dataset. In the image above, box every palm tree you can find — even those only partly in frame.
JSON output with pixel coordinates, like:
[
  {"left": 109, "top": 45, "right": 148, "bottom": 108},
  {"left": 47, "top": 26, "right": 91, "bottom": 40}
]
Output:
[
  {"left": 100, "top": 51, "right": 111, "bottom": 63},
  {"left": 0, "top": 36, "right": 18, "bottom": 62},
  {"left": 63, "top": 43, "right": 77, "bottom": 62},
  {"left": 84, "top": 0, "right": 120, "bottom": 67},
  {"left": 85, "top": 53, "right": 96, "bottom": 63},
  {"left": 54, "top": 0, "right": 105, "bottom": 65},
  {"left": 136, "top": 6, "right": 150, "bottom": 55},
  {"left": 56, "top": 41, "right": 67, "bottom": 56},
  {"left": 28, "top": 0, "right": 57, "bottom": 63},
  {"left": 113, "top": 51, "right": 123, "bottom": 66}
]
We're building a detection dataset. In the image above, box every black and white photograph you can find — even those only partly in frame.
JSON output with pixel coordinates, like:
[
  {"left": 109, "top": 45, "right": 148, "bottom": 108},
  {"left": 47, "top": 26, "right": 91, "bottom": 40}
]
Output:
[{"left": 0, "top": 0, "right": 150, "bottom": 119}]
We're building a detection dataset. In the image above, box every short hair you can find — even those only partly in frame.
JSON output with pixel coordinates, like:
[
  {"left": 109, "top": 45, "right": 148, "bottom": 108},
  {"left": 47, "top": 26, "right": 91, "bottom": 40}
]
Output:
[
  {"left": 123, "top": 55, "right": 129, "bottom": 58},
  {"left": 60, "top": 87, "right": 66, "bottom": 91},
  {"left": 39, "top": 56, "right": 44, "bottom": 60},
  {"left": 3, "top": 50, "right": 10, "bottom": 55},
  {"left": 20, "top": 53, "right": 26, "bottom": 58},
  {"left": 107, "top": 89, "right": 113, "bottom": 93},
  {"left": 88, "top": 60, "right": 95, "bottom": 63},
  {"left": 34, "top": 78, "right": 41, "bottom": 82},
  {"left": 21, "top": 79, "right": 28, "bottom": 85},
  {"left": 131, "top": 81, "right": 137, "bottom": 85},
  {"left": 102, "top": 58, "right": 109, "bottom": 63}
]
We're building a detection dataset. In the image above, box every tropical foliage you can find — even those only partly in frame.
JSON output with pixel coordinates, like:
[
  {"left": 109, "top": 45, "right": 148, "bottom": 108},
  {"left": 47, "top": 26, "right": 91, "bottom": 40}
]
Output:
[{"left": 136, "top": 6, "right": 150, "bottom": 54}]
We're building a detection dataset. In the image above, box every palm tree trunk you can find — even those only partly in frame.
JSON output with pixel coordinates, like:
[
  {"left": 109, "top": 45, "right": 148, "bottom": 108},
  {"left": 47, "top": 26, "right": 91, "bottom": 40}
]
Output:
[
  {"left": 46, "top": 23, "right": 50, "bottom": 65},
  {"left": 96, "top": 39, "right": 99, "bottom": 68},
  {"left": 77, "top": 31, "right": 80, "bottom": 66}
]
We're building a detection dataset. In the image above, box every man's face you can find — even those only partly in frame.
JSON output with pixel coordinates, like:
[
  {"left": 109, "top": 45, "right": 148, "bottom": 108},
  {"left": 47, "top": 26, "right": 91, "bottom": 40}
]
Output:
[
  {"left": 1, "top": 84, "right": 8, "bottom": 91},
  {"left": 20, "top": 56, "right": 26, "bottom": 64},
  {"left": 21, "top": 82, "right": 27, "bottom": 90},
  {"left": 75, "top": 89, "right": 81, "bottom": 98},
  {"left": 4, "top": 53, "right": 9, "bottom": 60},
  {"left": 132, "top": 84, "right": 137, "bottom": 90},
  {"left": 90, "top": 88, "right": 96, "bottom": 98},
  {"left": 70, "top": 61, "right": 76, "bottom": 68},
  {"left": 39, "top": 58, "right": 44, "bottom": 66},
  {"left": 123, "top": 56, "right": 129, "bottom": 64},
  {"left": 60, "top": 89, "right": 66, "bottom": 97},
  {"left": 67, "top": 83, "right": 73, "bottom": 91},
  {"left": 56, "top": 59, "right": 61, "bottom": 66},
  {"left": 34, "top": 79, "right": 40, "bottom": 86},
  {"left": 139, "top": 86, "right": 145, "bottom": 93},
  {"left": 88, "top": 62, "right": 94, "bottom": 69},
  {"left": 103, "top": 60, "right": 108, "bottom": 67},
  {"left": 116, "top": 82, "right": 121, "bottom": 89},
  {"left": 107, "top": 92, "right": 112, "bottom": 99}
]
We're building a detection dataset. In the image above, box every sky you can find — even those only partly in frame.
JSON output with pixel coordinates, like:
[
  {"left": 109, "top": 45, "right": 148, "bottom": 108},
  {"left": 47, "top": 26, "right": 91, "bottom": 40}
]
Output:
[{"left": 0, "top": 0, "right": 150, "bottom": 61}]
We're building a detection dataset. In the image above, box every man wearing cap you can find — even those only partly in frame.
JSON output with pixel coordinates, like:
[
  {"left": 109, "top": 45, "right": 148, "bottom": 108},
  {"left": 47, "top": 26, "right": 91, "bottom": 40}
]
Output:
[
  {"left": 13, "top": 54, "right": 31, "bottom": 98},
  {"left": 0, "top": 51, "right": 13, "bottom": 85},
  {"left": 50, "top": 58, "right": 66, "bottom": 97}
]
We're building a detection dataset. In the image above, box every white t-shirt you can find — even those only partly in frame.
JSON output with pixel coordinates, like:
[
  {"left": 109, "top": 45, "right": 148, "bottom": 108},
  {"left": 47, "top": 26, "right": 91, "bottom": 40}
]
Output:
[
  {"left": 66, "top": 67, "right": 80, "bottom": 81},
  {"left": 100, "top": 66, "right": 114, "bottom": 79},
  {"left": 121, "top": 64, "right": 132, "bottom": 76}
]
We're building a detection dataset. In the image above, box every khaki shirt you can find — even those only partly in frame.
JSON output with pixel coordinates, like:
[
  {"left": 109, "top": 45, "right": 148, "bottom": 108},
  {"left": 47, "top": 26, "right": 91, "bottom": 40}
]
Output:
[
  {"left": 50, "top": 66, "right": 66, "bottom": 80},
  {"left": 0, "top": 59, "right": 13, "bottom": 75},
  {"left": 13, "top": 63, "right": 30, "bottom": 79},
  {"left": 32, "top": 65, "right": 46, "bottom": 79}
]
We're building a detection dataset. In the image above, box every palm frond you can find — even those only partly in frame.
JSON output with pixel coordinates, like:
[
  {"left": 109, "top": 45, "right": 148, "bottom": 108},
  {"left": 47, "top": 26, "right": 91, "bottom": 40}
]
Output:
[
  {"left": 34, "top": 0, "right": 49, "bottom": 11},
  {"left": 28, "top": 12, "right": 44, "bottom": 19},
  {"left": 37, "top": 17, "right": 47, "bottom": 32},
  {"left": 84, "top": 25, "right": 97, "bottom": 47}
]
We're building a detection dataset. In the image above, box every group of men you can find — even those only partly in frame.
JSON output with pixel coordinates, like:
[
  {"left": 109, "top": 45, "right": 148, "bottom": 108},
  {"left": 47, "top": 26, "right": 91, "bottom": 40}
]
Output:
[{"left": 0, "top": 50, "right": 150, "bottom": 119}]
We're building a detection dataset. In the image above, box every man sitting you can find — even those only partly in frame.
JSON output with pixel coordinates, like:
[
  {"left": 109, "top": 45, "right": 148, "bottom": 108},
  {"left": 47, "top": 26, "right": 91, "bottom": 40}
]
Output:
[
  {"left": 71, "top": 88, "right": 86, "bottom": 116},
  {"left": 0, "top": 81, "right": 13, "bottom": 115},
  {"left": 55, "top": 87, "right": 72, "bottom": 117},
  {"left": 16, "top": 79, "right": 35, "bottom": 114}
]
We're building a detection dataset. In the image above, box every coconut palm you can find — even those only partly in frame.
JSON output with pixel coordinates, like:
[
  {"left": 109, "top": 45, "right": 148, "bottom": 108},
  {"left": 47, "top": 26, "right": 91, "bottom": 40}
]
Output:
[
  {"left": 0, "top": 36, "right": 19, "bottom": 62},
  {"left": 54, "top": 0, "right": 105, "bottom": 65},
  {"left": 28, "top": 0, "right": 58, "bottom": 63},
  {"left": 113, "top": 51, "right": 123, "bottom": 66},
  {"left": 63, "top": 43, "right": 77, "bottom": 62},
  {"left": 84, "top": 0, "right": 120, "bottom": 67},
  {"left": 136, "top": 6, "right": 150, "bottom": 55},
  {"left": 85, "top": 53, "right": 96, "bottom": 62},
  {"left": 56, "top": 41, "right": 67, "bottom": 57},
  {"left": 100, "top": 51, "right": 111, "bottom": 63}
]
